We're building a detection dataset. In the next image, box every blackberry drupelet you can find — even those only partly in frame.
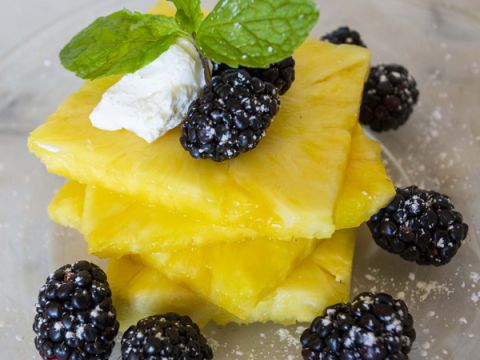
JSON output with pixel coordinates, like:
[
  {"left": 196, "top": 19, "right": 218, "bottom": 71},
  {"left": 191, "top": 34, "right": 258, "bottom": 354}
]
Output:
[
  {"left": 360, "top": 64, "right": 419, "bottom": 132},
  {"left": 181, "top": 69, "right": 280, "bottom": 161},
  {"left": 121, "top": 313, "right": 213, "bottom": 360},
  {"left": 301, "top": 292, "right": 415, "bottom": 360},
  {"left": 33, "top": 261, "right": 119, "bottom": 360},
  {"left": 321, "top": 26, "right": 366, "bottom": 47},
  {"left": 368, "top": 186, "right": 468, "bottom": 266},
  {"left": 212, "top": 57, "right": 295, "bottom": 95}
]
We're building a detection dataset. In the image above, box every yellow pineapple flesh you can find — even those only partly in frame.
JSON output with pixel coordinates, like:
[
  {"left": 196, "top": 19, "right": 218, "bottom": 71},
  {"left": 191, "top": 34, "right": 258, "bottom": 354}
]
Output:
[
  {"left": 52, "top": 200, "right": 355, "bottom": 326},
  {"left": 108, "top": 256, "right": 222, "bottom": 329},
  {"left": 48, "top": 181, "right": 85, "bottom": 231},
  {"left": 47, "top": 123, "right": 393, "bottom": 318},
  {"left": 334, "top": 127, "right": 394, "bottom": 229},
  {"left": 29, "top": 37, "right": 370, "bottom": 241},
  {"left": 49, "top": 185, "right": 316, "bottom": 318},
  {"left": 106, "top": 230, "right": 356, "bottom": 326},
  {"left": 81, "top": 187, "right": 256, "bottom": 255},
  {"left": 50, "top": 124, "right": 393, "bottom": 257},
  {"left": 246, "top": 230, "right": 356, "bottom": 324},
  {"left": 139, "top": 238, "right": 317, "bottom": 318},
  {"left": 49, "top": 186, "right": 345, "bottom": 321},
  {"left": 49, "top": 187, "right": 315, "bottom": 318}
]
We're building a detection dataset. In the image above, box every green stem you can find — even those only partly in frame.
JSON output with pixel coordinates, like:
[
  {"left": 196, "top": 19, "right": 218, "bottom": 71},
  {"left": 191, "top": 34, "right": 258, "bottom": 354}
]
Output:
[
  {"left": 200, "top": 54, "right": 212, "bottom": 84},
  {"left": 192, "top": 33, "right": 212, "bottom": 84}
]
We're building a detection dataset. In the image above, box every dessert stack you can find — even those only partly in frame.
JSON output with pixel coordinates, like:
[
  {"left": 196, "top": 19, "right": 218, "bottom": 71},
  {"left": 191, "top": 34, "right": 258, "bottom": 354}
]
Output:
[{"left": 29, "top": 1, "right": 395, "bottom": 327}]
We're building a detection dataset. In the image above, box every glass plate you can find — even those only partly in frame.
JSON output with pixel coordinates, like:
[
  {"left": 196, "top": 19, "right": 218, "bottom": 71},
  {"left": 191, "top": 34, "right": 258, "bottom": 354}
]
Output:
[{"left": 1, "top": 0, "right": 479, "bottom": 358}]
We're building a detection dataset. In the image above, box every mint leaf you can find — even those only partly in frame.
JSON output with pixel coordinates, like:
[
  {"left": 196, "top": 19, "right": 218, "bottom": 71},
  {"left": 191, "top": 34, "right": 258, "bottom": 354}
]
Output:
[
  {"left": 168, "top": 0, "right": 203, "bottom": 34},
  {"left": 196, "top": 0, "right": 319, "bottom": 68},
  {"left": 60, "top": 10, "right": 184, "bottom": 79}
]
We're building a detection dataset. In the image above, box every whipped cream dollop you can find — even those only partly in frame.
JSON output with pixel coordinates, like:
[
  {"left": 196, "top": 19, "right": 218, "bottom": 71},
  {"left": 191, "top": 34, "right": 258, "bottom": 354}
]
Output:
[{"left": 90, "top": 38, "right": 206, "bottom": 143}]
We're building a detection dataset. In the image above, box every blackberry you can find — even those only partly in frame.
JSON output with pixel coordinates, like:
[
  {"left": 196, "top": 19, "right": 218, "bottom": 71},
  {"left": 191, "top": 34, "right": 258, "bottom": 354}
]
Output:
[
  {"left": 121, "top": 313, "right": 213, "bottom": 360},
  {"left": 368, "top": 186, "right": 468, "bottom": 266},
  {"left": 212, "top": 57, "right": 295, "bottom": 95},
  {"left": 360, "top": 64, "right": 419, "bottom": 132},
  {"left": 321, "top": 26, "right": 366, "bottom": 47},
  {"left": 301, "top": 292, "right": 416, "bottom": 360},
  {"left": 33, "top": 261, "right": 119, "bottom": 360},
  {"left": 181, "top": 69, "right": 280, "bottom": 161}
]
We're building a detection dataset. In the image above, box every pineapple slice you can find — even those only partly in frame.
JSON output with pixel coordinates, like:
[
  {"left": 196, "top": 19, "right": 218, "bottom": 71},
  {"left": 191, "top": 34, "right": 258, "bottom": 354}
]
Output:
[
  {"left": 29, "top": 38, "right": 370, "bottom": 241},
  {"left": 48, "top": 124, "right": 392, "bottom": 318},
  {"left": 50, "top": 189, "right": 316, "bottom": 318},
  {"left": 247, "top": 229, "right": 356, "bottom": 324},
  {"left": 50, "top": 187, "right": 323, "bottom": 320},
  {"left": 49, "top": 186, "right": 316, "bottom": 318},
  {"left": 139, "top": 238, "right": 317, "bottom": 318},
  {"left": 48, "top": 181, "right": 85, "bottom": 231},
  {"left": 107, "top": 230, "right": 356, "bottom": 326},
  {"left": 80, "top": 187, "right": 257, "bottom": 255},
  {"left": 334, "top": 128, "right": 394, "bottom": 229},
  {"left": 50, "top": 124, "right": 393, "bottom": 256},
  {"left": 108, "top": 256, "right": 222, "bottom": 329}
]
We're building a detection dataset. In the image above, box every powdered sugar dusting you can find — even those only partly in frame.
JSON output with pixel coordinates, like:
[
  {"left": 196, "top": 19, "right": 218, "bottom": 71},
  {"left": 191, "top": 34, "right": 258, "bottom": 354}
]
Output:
[
  {"left": 275, "top": 328, "right": 299, "bottom": 347},
  {"left": 415, "top": 281, "right": 452, "bottom": 302},
  {"left": 356, "top": 267, "right": 455, "bottom": 304}
]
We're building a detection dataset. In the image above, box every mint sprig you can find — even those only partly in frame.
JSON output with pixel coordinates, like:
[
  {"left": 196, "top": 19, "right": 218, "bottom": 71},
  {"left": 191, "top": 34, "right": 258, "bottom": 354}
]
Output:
[
  {"left": 60, "top": 0, "right": 319, "bottom": 80},
  {"left": 168, "top": 0, "right": 203, "bottom": 33},
  {"left": 60, "top": 10, "right": 184, "bottom": 80},
  {"left": 196, "top": 0, "right": 319, "bottom": 68}
]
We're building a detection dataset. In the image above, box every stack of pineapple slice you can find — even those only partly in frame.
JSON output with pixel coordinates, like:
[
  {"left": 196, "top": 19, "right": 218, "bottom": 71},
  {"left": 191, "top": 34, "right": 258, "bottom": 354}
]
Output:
[{"left": 28, "top": 1, "right": 394, "bottom": 328}]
